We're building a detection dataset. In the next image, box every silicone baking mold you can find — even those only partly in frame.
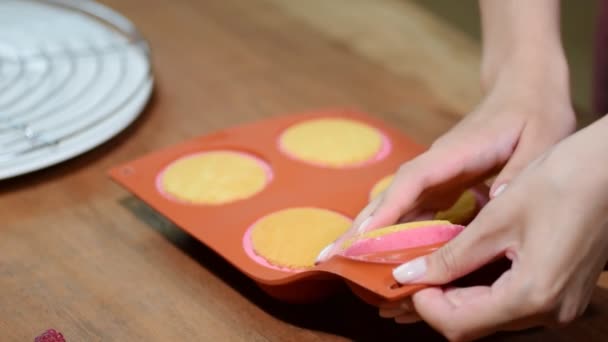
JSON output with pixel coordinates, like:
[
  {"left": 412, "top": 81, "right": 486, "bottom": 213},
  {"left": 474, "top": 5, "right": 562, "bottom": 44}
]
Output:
[{"left": 109, "top": 109, "right": 486, "bottom": 304}]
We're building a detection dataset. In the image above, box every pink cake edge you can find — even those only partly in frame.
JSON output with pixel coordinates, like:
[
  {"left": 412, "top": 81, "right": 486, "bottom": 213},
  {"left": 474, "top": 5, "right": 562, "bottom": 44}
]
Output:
[
  {"left": 155, "top": 150, "right": 274, "bottom": 205},
  {"left": 242, "top": 207, "right": 353, "bottom": 273},
  {"left": 277, "top": 124, "right": 392, "bottom": 169},
  {"left": 341, "top": 224, "right": 465, "bottom": 257}
]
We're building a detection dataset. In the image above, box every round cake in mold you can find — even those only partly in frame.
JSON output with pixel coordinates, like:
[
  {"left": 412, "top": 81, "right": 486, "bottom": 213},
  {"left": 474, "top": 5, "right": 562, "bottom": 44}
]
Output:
[
  {"left": 158, "top": 150, "right": 272, "bottom": 205},
  {"left": 434, "top": 189, "right": 477, "bottom": 223},
  {"left": 245, "top": 207, "right": 352, "bottom": 271},
  {"left": 341, "top": 220, "right": 464, "bottom": 257},
  {"left": 278, "top": 118, "right": 391, "bottom": 168},
  {"left": 369, "top": 174, "right": 479, "bottom": 224}
]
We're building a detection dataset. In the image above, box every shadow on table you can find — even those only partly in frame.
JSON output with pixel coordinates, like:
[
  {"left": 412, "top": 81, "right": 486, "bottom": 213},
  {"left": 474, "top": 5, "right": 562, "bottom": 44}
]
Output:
[{"left": 121, "top": 196, "right": 608, "bottom": 342}]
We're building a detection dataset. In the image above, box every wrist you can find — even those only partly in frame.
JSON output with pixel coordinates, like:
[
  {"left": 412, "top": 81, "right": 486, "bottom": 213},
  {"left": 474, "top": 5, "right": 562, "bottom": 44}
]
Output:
[
  {"left": 480, "top": 44, "right": 574, "bottom": 124},
  {"left": 550, "top": 116, "right": 608, "bottom": 202},
  {"left": 581, "top": 115, "right": 608, "bottom": 154},
  {"left": 481, "top": 41, "right": 570, "bottom": 95}
]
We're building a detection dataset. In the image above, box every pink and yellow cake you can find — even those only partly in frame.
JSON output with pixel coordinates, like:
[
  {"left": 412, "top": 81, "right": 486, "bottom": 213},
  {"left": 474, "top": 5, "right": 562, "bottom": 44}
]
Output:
[{"left": 341, "top": 220, "right": 464, "bottom": 257}]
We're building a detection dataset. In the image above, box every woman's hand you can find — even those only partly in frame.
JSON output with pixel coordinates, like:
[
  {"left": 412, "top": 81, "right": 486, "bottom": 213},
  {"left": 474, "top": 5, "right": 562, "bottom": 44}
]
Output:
[
  {"left": 317, "top": 55, "right": 575, "bottom": 263},
  {"left": 382, "top": 116, "right": 608, "bottom": 341}
]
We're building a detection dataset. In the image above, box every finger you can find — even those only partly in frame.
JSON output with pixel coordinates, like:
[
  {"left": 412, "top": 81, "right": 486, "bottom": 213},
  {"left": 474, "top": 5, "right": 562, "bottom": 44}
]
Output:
[
  {"left": 379, "top": 298, "right": 413, "bottom": 310},
  {"left": 319, "top": 148, "right": 462, "bottom": 264},
  {"left": 373, "top": 140, "right": 501, "bottom": 228},
  {"left": 317, "top": 148, "right": 462, "bottom": 264},
  {"left": 413, "top": 269, "right": 550, "bottom": 341},
  {"left": 379, "top": 307, "right": 407, "bottom": 318},
  {"left": 490, "top": 128, "right": 561, "bottom": 198},
  {"left": 392, "top": 206, "right": 506, "bottom": 285},
  {"left": 315, "top": 194, "right": 384, "bottom": 263},
  {"left": 395, "top": 313, "right": 422, "bottom": 324},
  {"left": 380, "top": 299, "right": 415, "bottom": 318},
  {"left": 352, "top": 191, "right": 385, "bottom": 232},
  {"left": 397, "top": 209, "right": 435, "bottom": 223},
  {"left": 442, "top": 286, "right": 493, "bottom": 306},
  {"left": 412, "top": 285, "right": 511, "bottom": 341},
  {"left": 371, "top": 150, "right": 457, "bottom": 229},
  {"left": 379, "top": 301, "right": 403, "bottom": 310}
]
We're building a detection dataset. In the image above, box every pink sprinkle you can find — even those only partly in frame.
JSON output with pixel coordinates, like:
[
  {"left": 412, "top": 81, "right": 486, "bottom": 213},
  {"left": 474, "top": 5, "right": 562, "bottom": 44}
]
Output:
[{"left": 34, "top": 329, "right": 65, "bottom": 342}]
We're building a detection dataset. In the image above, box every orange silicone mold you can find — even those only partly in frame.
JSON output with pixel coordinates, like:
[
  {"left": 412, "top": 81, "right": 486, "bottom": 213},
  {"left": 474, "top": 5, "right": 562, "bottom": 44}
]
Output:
[{"left": 108, "top": 109, "right": 475, "bottom": 304}]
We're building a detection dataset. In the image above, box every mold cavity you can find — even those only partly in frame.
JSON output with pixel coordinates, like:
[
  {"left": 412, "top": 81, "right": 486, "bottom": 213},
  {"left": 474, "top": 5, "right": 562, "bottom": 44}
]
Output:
[
  {"left": 278, "top": 117, "right": 391, "bottom": 168},
  {"left": 156, "top": 150, "right": 272, "bottom": 205},
  {"left": 243, "top": 207, "right": 352, "bottom": 272}
]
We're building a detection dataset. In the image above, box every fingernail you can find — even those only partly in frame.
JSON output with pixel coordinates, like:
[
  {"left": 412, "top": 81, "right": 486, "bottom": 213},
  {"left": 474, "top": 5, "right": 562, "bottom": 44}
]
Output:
[
  {"left": 491, "top": 183, "right": 507, "bottom": 198},
  {"left": 357, "top": 216, "right": 373, "bottom": 234},
  {"left": 393, "top": 257, "right": 426, "bottom": 284},
  {"left": 315, "top": 243, "right": 334, "bottom": 264}
]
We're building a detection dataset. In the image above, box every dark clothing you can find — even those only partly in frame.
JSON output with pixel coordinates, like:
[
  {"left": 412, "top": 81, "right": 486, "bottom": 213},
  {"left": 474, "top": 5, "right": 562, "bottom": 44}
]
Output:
[{"left": 593, "top": 0, "right": 608, "bottom": 115}]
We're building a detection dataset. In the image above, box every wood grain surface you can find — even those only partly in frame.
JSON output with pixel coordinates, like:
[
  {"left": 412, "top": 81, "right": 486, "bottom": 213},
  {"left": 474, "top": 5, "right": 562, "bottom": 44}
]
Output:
[{"left": 2, "top": 1, "right": 607, "bottom": 341}]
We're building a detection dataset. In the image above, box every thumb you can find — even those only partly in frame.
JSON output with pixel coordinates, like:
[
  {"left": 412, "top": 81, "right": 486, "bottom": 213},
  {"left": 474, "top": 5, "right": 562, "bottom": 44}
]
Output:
[{"left": 392, "top": 212, "right": 503, "bottom": 285}]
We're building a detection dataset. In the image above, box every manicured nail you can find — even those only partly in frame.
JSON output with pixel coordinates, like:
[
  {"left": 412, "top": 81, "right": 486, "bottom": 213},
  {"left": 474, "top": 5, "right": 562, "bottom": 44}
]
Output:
[
  {"left": 492, "top": 183, "right": 507, "bottom": 198},
  {"left": 357, "top": 216, "right": 373, "bottom": 234},
  {"left": 315, "top": 243, "right": 334, "bottom": 264},
  {"left": 393, "top": 257, "right": 427, "bottom": 284}
]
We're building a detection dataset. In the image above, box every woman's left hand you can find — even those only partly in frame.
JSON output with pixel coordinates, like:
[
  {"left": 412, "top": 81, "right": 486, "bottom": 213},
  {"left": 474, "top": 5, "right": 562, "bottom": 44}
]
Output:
[{"left": 380, "top": 117, "right": 608, "bottom": 342}]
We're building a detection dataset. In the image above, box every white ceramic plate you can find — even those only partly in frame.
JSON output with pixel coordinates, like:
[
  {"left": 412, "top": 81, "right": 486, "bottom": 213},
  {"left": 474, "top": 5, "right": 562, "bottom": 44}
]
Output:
[{"left": 0, "top": 0, "right": 153, "bottom": 180}]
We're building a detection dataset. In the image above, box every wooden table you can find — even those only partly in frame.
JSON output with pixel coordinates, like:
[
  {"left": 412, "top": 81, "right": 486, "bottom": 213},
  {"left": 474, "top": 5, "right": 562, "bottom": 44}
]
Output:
[{"left": 2, "top": 0, "right": 608, "bottom": 340}]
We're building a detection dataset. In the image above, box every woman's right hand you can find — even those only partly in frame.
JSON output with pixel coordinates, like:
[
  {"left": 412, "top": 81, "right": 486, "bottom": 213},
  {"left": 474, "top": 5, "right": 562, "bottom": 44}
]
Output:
[{"left": 317, "top": 55, "right": 575, "bottom": 263}]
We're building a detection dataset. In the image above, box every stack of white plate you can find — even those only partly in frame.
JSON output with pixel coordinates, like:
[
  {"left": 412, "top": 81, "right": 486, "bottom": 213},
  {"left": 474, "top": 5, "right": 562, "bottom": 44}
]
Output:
[{"left": 0, "top": 0, "right": 154, "bottom": 180}]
